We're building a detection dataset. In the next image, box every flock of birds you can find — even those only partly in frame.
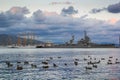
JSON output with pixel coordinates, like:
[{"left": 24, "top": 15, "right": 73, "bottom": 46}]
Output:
[
  {"left": 4, "top": 55, "right": 120, "bottom": 71},
  {"left": 83, "top": 56, "right": 120, "bottom": 71}
]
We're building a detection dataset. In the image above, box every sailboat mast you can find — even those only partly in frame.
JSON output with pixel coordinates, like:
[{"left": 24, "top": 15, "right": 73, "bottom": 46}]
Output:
[{"left": 119, "top": 35, "right": 120, "bottom": 48}]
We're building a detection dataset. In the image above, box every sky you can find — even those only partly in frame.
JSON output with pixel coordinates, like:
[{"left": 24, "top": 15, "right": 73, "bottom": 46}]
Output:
[{"left": 0, "top": 0, "right": 120, "bottom": 44}]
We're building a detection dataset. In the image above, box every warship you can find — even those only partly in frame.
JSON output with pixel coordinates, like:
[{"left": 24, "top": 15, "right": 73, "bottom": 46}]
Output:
[
  {"left": 36, "top": 31, "right": 116, "bottom": 48},
  {"left": 1, "top": 31, "right": 117, "bottom": 48}
]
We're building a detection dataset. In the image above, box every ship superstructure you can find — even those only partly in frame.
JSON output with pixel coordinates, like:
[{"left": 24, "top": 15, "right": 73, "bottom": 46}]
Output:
[{"left": 37, "top": 31, "right": 115, "bottom": 48}]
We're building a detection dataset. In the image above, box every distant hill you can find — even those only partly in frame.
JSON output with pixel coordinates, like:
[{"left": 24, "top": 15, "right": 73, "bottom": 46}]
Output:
[{"left": 0, "top": 34, "right": 44, "bottom": 46}]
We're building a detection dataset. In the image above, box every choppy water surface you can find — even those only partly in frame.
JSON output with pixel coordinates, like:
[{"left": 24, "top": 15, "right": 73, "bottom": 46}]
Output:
[{"left": 0, "top": 48, "right": 120, "bottom": 80}]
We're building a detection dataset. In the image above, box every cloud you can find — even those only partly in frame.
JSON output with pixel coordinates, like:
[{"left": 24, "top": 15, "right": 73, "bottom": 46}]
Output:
[
  {"left": 49, "top": 1, "right": 73, "bottom": 5},
  {"left": 32, "top": 10, "right": 46, "bottom": 23},
  {"left": 0, "top": 6, "right": 119, "bottom": 44},
  {"left": 108, "top": 2, "right": 120, "bottom": 13},
  {"left": 0, "top": 13, "right": 11, "bottom": 27},
  {"left": 6, "top": 6, "right": 29, "bottom": 20},
  {"left": 108, "top": 18, "right": 118, "bottom": 24},
  {"left": 90, "top": 8, "right": 106, "bottom": 14},
  {"left": 61, "top": 6, "right": 78, "bottom": 16},
  {"left": 7, "top": 6, "right": 29, "bottom": 15},
  {"left": 90, "top": 2, "right": 120, "bottom": 14},
  {"left": 80, "top": 14, "right": 88, "bottom": 19},
  {"left": 0, "top": 6, "right": 29, "bottom": 28},
  {"left": 44, "top": 11, "right": 58, "bottom": 16}
]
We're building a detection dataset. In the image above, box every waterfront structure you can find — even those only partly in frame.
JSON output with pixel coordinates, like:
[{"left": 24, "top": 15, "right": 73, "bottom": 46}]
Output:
[
  {"left": 37, "top": 30, "right": 115, "bottom": 48},
  {"left": 45, "top": 42, "right": 54, "bottom": 47},
  {"left": 77, "top": 31, "right": 91, "bottom": 47},
  {"left": 17, "top": 32, "right": 36, "bottom": 46},
  {"left": 0, "top": 31, "right": 116, "bottom": 48}
]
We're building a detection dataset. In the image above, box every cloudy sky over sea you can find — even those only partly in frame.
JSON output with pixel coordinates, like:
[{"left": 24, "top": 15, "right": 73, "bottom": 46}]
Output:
[{"left": 0, "top": 0, "right": 120, "bottom": 43}]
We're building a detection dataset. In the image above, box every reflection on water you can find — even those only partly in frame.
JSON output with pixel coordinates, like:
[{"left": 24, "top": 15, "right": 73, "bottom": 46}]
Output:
[{"left": 0, "top": 48, "right": 120, "bottom": 80}]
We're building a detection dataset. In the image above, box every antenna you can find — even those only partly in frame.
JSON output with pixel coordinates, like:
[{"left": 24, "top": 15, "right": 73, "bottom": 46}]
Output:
[
  {"left": 8, "top": 36, "right": 12, "bottom": 45},
  {"left": 17, "top": 33, "right": 21, "bottom": 46},
  {"left": 23, "top": 32, "right": 27, "bottom": 46},
  {"left": 119, "top": 35, "right": 120, "bottom": 48},
  {"left": 84, "top": 30, "right": 87, "bottom": 37}
]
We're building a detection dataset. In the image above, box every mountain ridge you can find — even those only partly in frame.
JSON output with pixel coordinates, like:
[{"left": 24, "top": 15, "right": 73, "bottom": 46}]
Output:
[{"left": 0, "top": 34, "right": 44, "bottom": 46}]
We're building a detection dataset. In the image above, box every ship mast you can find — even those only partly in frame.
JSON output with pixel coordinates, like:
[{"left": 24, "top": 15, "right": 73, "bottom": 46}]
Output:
[
  {"left": 119, "top": 35, "right": 120, "bottom": 48},
  {"left": 23, "top": 32, "right": 27, "bottom": 46},
  {"left": 69, "top": 35, "right": 74, "bottom": 45},
  {"left": 8, "top": 36, "right": 12, "bottom": 45},
  {"left": 84, "top": 30, "right": 87, "bottom": 38},
  {"left": 17, "top": 33, "right": 21, "bottom": 46}
]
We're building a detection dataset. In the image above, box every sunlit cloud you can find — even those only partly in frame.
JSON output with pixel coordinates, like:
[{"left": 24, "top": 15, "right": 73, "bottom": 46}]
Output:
[
  {"left": 44, "top": 11, "right": 58, "bottom": 16},
  {"left": 8, "top": 6, "right": 29, "bottom": 15},
  {"left": 108, "top": 18, "right": 118, "bottom": 24}
]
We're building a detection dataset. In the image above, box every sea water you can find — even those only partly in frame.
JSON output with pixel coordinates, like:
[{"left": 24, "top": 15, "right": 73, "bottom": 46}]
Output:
[{"left": 0, "top": 48, "right": 120, "bottom": 80}]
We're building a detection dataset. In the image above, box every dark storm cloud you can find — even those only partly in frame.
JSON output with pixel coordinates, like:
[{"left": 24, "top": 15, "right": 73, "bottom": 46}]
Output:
[
  {"left": 61, "top": 6, "right": 78, "bottom": 16},
  {"left": 90, "top": 2, "right": 120, "bottom": 13},
  {"left": 0, "top": 6, "right": 29, "bottom": 28},
  {"left": 108, "top": 2, "right": 120, "bottom": 13},
  {"left": 0, "top": 13, "right": 11, "bottom": 27}
]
